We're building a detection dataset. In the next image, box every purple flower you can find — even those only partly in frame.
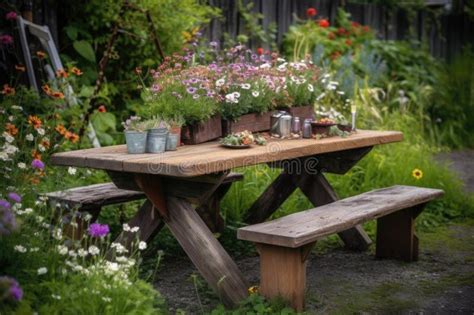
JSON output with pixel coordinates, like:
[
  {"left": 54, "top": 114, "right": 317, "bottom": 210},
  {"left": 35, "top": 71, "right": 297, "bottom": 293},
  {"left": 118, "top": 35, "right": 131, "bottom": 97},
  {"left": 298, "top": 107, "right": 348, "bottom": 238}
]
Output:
[
  {"left": 210, "top": 41, "right": 218, "bottom": 47},
  {"left": 10, "top": 282, "right": 23, "bottom": 301},
  {"left": 7, "top": 193, "right": 21, "bottom": 203},
  {"left": 0, "top": 277, "right": 22, "bottom": 302},
  {"left": 31, "top": 159, "right": 44, "bottom": 170},
  {"left": 150, "top": 84, "right": 161, "bottom": 93},
  {"left": 0, "top": 199, "right": 11, "bottom": 209},
  {"left": 88, "top": 223, "right": 110, "bottom": 238},
  {"left": 0, "top": 34, "right": 13, "bottom": 45},
  {"left": 186, "top": 87, "right": 197, "bottom": 94},
  {"left": 6, "top": 11, "right": 17, "bottom": 20}
]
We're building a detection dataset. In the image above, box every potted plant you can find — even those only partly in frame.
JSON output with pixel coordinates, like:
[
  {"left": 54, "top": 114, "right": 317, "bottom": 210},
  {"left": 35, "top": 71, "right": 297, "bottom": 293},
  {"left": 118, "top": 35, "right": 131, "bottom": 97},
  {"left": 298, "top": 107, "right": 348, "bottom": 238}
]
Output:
[
  {"left": 166, "top": 116, "right": 184, "bottom": 150},
  {"left": 122, "top": 116, "right": 147, "bottom": 154},
  {"left": 144, "top": 117, "right": 169, "bottom": 153}
]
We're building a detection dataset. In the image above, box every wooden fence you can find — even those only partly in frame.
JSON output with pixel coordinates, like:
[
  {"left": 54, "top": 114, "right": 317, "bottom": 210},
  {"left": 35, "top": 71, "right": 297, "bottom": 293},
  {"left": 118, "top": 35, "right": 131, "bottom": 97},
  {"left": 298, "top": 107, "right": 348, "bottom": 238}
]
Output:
[{"left": 205, "top": 0, "right": 474, "bottom": 61}]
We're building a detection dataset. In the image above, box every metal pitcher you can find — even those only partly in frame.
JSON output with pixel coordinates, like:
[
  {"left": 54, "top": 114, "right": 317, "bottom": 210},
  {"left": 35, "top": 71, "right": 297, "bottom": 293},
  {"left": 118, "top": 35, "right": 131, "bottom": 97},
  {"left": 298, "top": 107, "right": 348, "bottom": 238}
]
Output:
[{"left": 270, "top": 111, "right": 292, "bottom": 138}]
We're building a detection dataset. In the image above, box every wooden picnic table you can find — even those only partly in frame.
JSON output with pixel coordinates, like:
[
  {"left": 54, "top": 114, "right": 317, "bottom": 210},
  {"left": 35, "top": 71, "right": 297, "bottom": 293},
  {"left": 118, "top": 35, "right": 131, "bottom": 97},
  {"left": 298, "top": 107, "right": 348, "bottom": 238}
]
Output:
[{"left": 51, "top": 129, "right": 403, "bottom": 307}]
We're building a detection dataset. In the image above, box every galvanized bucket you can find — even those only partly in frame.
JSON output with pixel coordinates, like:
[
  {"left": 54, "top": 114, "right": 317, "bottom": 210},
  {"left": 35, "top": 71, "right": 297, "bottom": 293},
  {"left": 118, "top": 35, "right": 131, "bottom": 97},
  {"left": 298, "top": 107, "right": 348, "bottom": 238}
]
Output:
[
  {"left": 146, "top": 128, "right": 168, "bottom": 153},
  {"left": 125, "top": 131, "right": 147, "bottom": 154},
  {"left": 166, "top": 133, "right": 179, "bottom": 151}
]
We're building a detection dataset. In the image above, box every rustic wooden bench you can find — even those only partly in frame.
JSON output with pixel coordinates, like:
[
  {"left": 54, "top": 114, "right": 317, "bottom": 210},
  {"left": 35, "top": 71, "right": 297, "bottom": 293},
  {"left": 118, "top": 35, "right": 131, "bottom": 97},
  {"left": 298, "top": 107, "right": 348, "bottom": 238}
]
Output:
[
  {"left": 44, "top": 172, "right": 244, "bottom": 236},
  {"left": 238, "top": 185, "right": 444, "bottom": 311}
]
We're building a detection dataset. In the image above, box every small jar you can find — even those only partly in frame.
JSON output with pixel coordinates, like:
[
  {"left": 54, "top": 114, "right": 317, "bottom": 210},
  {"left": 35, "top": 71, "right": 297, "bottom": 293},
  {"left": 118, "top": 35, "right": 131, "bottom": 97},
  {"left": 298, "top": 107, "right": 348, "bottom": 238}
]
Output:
[
  {"left": 303, "top": 119, "right": 313, "bottom": 138},
  {"left": 291, "top": 117, "right": 301, "bottom": 134}
]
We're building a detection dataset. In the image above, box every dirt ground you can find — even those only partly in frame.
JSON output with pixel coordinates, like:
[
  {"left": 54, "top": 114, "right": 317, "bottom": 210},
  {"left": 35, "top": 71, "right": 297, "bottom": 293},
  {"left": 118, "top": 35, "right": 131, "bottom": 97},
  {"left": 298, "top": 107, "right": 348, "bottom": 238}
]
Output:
[{"left": 153, "top": 150, "right": 474, "bottom": 314}]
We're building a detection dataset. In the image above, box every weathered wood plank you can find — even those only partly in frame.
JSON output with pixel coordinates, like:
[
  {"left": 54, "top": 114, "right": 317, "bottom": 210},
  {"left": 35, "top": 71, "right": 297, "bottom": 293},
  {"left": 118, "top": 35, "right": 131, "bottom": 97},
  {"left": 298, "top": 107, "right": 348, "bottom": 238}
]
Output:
[
  {"left": 238, "top": 185, "right": 444, "bottom": 248},
  {"left": 44, "top": 183, "right": 145, "bottom": 210},
  {"left": 294, "top": 172, "right": 372, "bottom": 251},
  {"left": 51, "top": 130, "right": 404, "bottom": 177}
]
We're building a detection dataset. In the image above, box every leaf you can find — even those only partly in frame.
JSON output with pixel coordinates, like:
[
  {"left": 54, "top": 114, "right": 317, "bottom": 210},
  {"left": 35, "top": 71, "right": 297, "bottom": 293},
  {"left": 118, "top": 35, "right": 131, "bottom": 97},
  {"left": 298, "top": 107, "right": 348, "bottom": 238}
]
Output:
[
  {"left": 73, "top": 40, "right": 96, "bottom": 63},
  {"left": 65, "top": 26, "right": 78, "bottom": 41},
  {"left": 91, "top": 112, "right": 116, "bottom": 132}
]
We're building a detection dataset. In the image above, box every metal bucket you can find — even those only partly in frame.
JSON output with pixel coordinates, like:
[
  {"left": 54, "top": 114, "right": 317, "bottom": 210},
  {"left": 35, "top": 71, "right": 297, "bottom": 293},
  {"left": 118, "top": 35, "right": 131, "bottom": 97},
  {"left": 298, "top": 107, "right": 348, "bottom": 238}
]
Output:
[
  {"left": 146, "top": 128, "right": 168, "bottom": 153},
  {"left": 125, "top": 131, "right": 147, "bottom": 154},
  {"left": 166, "top": 133, "right": 179, "bottom": 151}
]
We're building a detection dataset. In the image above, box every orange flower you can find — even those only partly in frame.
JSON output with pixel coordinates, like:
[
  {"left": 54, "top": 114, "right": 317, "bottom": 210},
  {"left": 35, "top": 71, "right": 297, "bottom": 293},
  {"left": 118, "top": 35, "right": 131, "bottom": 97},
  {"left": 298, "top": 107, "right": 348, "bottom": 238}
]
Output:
[
  {"left": 36, "top": 51, "right": 47, "bottom": 59},
  {"left": 1, "top": 84, "right": 15, "bottom": 96},
  {"left": 98, "top": 105, "right": 106, "bottom": 113},
  {"left": 135, "top": 67, "right": 142, "bottom": 75},
  {"left": 51, "top": 91, "right": 65, "bottom": 99},
  {"left": 31, "top": 149, "right": 42, "bottom": 160},
  {"left": 28, "top": 115, "right": 42, "bottom": 129},
  {"left": 55, "top": 124, "right": 67, "bottom": 135},
  {"left": 42, "top": 84, "right": 52, "bottom": 95},
  {"left": 5, "top": 123, "right": 18, "bottom": 136},
  {"left": 56, "top": 69, "right": 68, "bottom": 78},
  {"left": 31, "top": 177, "right": 40, "bottom": 185},
  {"left": 65, "top": 131, "right": 80, "bottom": 143},
  {"left": 71, "top": 67, "right": 83, "bottom": 76},
  {"left": 15, "top": 64, "right": 26, "bottom": 72}
]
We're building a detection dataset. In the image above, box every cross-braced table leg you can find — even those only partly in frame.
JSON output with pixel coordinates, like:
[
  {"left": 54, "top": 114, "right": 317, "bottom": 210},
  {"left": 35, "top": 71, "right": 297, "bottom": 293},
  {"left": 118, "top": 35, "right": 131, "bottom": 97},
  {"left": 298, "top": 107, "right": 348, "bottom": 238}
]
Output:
[{"left": 245, "top": 147, "right": 373, "bottom": 250}]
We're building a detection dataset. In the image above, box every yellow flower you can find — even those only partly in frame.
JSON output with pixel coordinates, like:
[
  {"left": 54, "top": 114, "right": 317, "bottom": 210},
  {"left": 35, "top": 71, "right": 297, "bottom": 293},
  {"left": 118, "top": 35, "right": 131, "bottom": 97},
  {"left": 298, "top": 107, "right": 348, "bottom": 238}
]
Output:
[
  {"left": 248, "top": 286, "right": 259, "bottom": 295},
  {"left": 412, "top": 168, "right": 423, "bottom": 180}
]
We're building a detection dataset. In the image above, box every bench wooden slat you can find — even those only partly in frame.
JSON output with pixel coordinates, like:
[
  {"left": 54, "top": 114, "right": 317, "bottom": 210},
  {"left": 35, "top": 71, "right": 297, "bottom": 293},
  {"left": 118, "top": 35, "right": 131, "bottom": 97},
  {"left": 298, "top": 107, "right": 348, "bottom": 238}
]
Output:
[
  {"left": 44, "top": 183, "right": 145, "bottom": 209},
  {"left": 238, "top": 185, "right": 444, "bottom": 248}
]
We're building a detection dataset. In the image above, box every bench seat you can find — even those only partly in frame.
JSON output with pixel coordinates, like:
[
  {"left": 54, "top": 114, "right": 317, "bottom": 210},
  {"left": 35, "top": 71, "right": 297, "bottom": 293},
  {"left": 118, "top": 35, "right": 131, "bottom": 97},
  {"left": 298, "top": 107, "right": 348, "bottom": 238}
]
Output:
[
  {"left": 238, "top": 185, "right": 444, "bottom": 248},
  {"left": 237, "top": 185, "right": 444, "bottom": 311}
]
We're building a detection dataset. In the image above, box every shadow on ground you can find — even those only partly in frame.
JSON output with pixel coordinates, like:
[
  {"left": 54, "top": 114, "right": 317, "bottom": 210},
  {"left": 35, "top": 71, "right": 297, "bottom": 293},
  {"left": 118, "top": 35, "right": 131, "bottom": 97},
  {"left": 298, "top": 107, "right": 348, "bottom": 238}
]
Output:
[{"left": 153, "top": 221, "right": 474, "bottom": 314}]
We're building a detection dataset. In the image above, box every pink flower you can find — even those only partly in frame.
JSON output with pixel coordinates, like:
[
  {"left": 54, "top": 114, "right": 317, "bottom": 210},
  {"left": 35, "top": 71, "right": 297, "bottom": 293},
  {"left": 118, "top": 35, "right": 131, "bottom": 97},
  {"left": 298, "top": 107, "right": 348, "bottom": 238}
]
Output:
[
  {"left": 88, "top": 223, "right": 110, "bottom": 238},
  {"left": 0, "top": 34, "right": 13, "bottom": 45},
  {"left": 6, "top": 11, "right": 17, "bottom": 20}
]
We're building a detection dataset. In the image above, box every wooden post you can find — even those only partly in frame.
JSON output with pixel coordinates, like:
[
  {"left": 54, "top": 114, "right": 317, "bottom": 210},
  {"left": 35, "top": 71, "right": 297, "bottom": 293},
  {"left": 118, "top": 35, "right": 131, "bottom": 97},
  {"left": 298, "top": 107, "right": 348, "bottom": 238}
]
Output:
[
  {"left": 376, "top": 205, "right": 424, "bottom": 262},
  {"left": 256, "top": 242, "right": 315, "bottom": 312}
]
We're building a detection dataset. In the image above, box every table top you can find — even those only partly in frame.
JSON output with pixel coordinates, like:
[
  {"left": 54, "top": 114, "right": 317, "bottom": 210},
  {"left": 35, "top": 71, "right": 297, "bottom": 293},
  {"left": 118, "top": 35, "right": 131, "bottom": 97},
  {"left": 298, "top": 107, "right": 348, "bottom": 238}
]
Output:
[{"left": 51, "top": 130, "right": 403, "bottom": 177}]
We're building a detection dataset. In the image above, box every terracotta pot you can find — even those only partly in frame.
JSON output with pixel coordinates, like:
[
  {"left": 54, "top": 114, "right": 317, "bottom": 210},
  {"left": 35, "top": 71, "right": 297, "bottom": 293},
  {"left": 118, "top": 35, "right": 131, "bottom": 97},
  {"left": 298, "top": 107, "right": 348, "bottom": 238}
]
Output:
[{"left": 181, "top": 114, "right": 222, "bottom": 145}]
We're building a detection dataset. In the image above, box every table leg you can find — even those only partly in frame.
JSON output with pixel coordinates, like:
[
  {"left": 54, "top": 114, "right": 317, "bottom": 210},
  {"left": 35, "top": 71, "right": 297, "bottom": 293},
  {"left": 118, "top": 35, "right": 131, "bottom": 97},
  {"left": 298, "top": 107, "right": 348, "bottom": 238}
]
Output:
[{"left": 164, "top": 197, "right": 249, "bottom": 307}]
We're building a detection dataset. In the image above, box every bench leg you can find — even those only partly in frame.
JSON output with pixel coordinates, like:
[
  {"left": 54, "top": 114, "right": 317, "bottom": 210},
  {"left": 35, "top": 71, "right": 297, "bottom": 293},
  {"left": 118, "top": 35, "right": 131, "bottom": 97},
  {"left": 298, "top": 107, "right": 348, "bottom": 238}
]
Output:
[
  {"left": 376, "top": 206, "right": 424, "bottom": 262},
  {"left": 256, "top": 242, "right": 315, "bottom": 312}
]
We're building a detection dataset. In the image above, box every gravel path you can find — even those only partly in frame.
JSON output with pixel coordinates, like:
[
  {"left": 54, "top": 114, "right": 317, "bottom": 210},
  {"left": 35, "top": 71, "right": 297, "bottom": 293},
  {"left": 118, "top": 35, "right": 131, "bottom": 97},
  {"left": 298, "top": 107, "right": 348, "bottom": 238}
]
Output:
[{"left": 436, "top": 149, "right": 474, "bottom": 193}]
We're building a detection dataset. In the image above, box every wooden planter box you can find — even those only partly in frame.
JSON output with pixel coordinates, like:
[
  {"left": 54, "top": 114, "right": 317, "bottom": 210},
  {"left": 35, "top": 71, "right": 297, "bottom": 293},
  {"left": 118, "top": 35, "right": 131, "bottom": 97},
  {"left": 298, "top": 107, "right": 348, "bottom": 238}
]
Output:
[
  {"left": 181, "top": 115, "right": 222, "bottom": 145},
  {"left": 222, "top": 111, "right": 272, "bottom": 135},
  {"left": 287, "top": 105, "right": 315, "bottom": 120}
]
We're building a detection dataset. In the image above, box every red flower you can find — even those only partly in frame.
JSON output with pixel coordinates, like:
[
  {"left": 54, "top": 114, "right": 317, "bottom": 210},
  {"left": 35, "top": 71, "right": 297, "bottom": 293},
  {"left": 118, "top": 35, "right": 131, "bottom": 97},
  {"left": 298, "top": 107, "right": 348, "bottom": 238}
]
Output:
[
  {"left": 306, "top": 8, "right": 317, "bottom": 18},
  {"left": 256, "top": 47, "right": 264, "bottom": 56},
  {"left": 337, "top": 27, "right": 347, "bottom": 36},
  {"left": 98, "top": 105, "right": 106, "bottom": 113},
  {"left": 351, "top": 21, "right": 361, "bottom": 28},
  {"left": 318, "top": 19, "right": 330, "bottom": 28},
  {"left": 362, "top": 25, "right": 370, "bottom": 32}
]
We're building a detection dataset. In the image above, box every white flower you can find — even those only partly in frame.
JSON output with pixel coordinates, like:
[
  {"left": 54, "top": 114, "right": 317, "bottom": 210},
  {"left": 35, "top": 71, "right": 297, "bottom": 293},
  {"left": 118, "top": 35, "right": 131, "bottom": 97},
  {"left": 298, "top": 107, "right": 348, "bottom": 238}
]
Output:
[
  {"left": 53, "top": 228, "right": 62, "bottom": 240},
  {"left": 252, "top": 91, "right": 260, "bottom": 97},
  {"left": 232, "top": 92, "right": 240, "bottom": 98},
  {"left": 122, "top": 223, "right": 131, "bottom": 232},
  {"left": 241, "top": 83, "right": 251, "bottom": 90},
  {"left": 130, "top": 226, "right": 139, "bottom": 233},
  {"left": 51, "top": 294, "right": 61, "bottom": 300},
  {"left": 30, "top": 247, "right": 39, "bottom": 252},
  {"left": 11, "top": 105, "right": 23, "bottom": 110},
  {"left": 259, "top": 63, "right": 271, "bottom": 69},
  {"left": 38, "top": 144, "right": 46, "bottom": 152},
  {"left": 215, "top": 78, "right": 225, "bottom": 87},
  {"left": 337, "top": 91, "right": 345, "bottom": 95},
  {"left": 67, "top": 167, "right": 77, "bottom": 175},
  {"left": 36, "top": 128, "right": 45, "bottom": 136},
  {"left": 3, "top": 144, "right": 18, "bottom": 155},
  {"left": 57, "top": 245, "right": 68, "bottom": 255},
  {"left": 0, "top": 152, "right": 9, "bottom": 161},
  {"left": 111, "top": 242, "right": 128, "bottom": 254},
  {"left": 17, "top": 162, "right": 26, "bottom": 169},
  {"left": 26, "top": 134, "right": 34, "bottom": 141},
  {"left": 68, "top": 250, "right": 77, "bottom": 258},
  {"left": 23, "top": 208, "right": 33, "bottom": 214},
  {"left": 88, "top": 245, "right": 100, "bottom": 256},
  {"left": 3, "top": 132, "right": 14, "bottom": 143},
  {"left": 106, "top": 261, "right": 119, "bottom": 272},
  {"left": 14, "top": 245, "right": 27, "bottom": 253},
  {"left": 77, "top": 249, "right": 88, "bottom": 257},
  {"left": 138, "top": 241, "right": 147, "bottom": 250},
  {"left": 83, "top": 213, "right": 93, "bottom": 221},
  {"left": 102, "top": 297, "right": 112, "bottom": 303},
  {"left": 116, "top": 256, "right": 128, "bottom": 263},
  {"left": 308, "top": 84, "right": 314, "bottom": 92},
  {"left": 37, "top": 267, "right": 48, "bottom": 275}
]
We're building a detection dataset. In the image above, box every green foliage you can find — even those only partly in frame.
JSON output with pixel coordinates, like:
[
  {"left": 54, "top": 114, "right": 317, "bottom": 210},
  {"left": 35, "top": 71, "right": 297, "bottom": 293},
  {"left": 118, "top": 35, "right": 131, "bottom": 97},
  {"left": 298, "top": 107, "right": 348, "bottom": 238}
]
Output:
[{"left": 211, "top": 294, "right": 297, "bottom": 315}]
